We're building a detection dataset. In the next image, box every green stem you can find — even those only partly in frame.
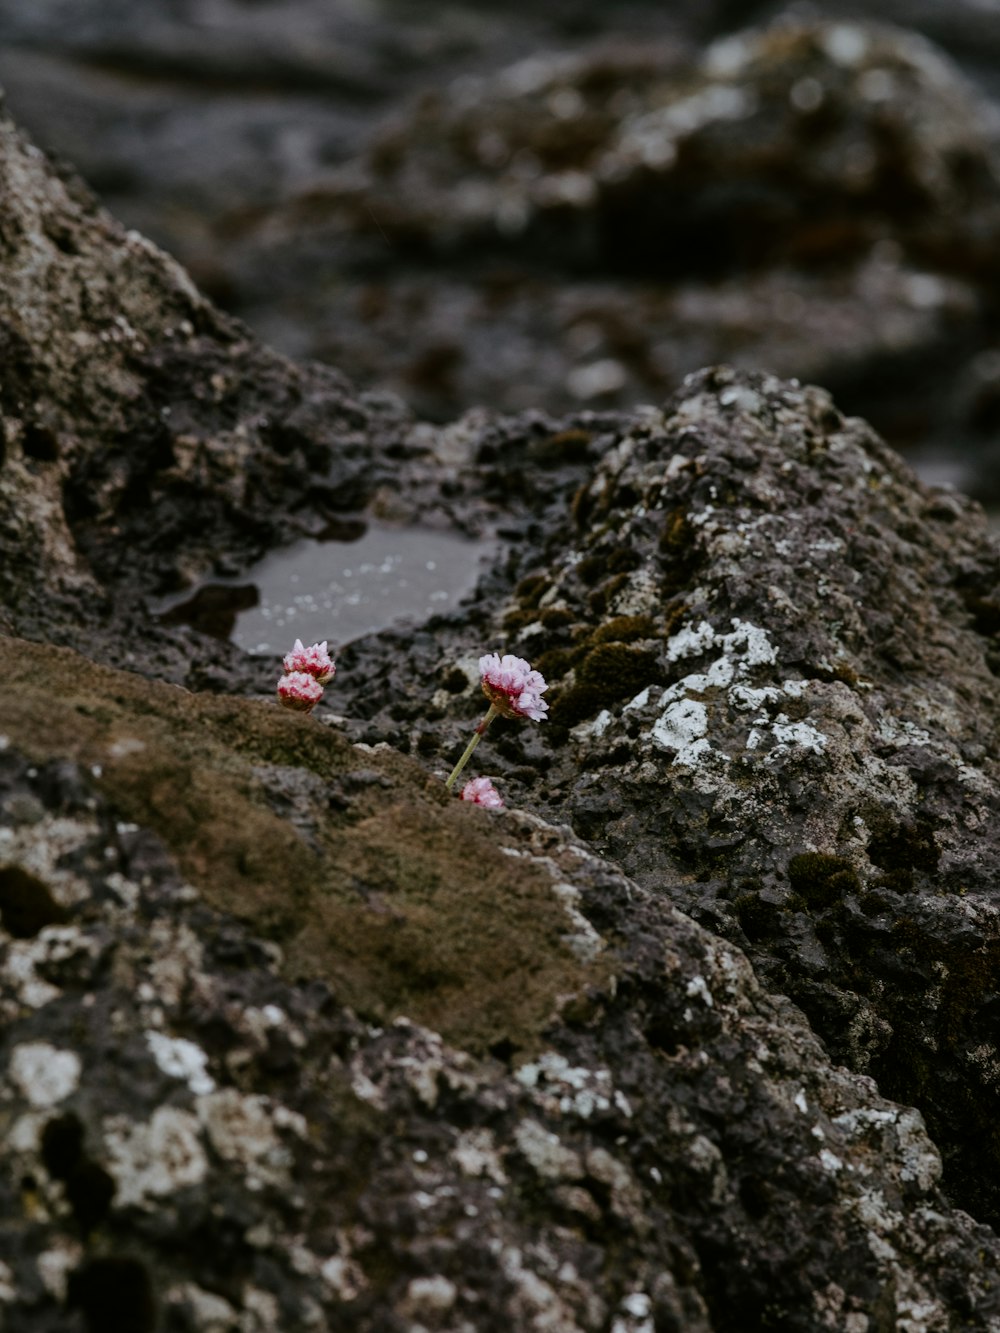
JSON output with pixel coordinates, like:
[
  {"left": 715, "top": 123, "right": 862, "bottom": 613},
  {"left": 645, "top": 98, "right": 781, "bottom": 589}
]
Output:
[{"left": 445, "top": 704, "right": 499, "bottom": 790}]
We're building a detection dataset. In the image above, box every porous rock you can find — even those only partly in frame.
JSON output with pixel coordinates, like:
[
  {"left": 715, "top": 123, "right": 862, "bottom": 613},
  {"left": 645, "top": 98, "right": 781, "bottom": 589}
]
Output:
[
  {"left": 349, "top": 364, "right": 1000, "bottom": 1233},
  {"left": 0, "top": 92, "right": 487, "bottom": 685},
  {"left": 7, "top": 8, "right": 1000, "bottom": 497},
  {"left": 183, "top": 19, "right": 1000, "bottom": 499},
  {"left": 4, "top": 667, "right": 1000, "bottom": 1332},
  {"left": 4, "top": 89, "right": 1000, "bottom": 1332}
]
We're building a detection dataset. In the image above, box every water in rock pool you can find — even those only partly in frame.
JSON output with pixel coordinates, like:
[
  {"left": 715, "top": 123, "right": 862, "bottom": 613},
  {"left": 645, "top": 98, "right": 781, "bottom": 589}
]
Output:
[{"left": 155, "top": 520, "right": 495, "bottom": 653}]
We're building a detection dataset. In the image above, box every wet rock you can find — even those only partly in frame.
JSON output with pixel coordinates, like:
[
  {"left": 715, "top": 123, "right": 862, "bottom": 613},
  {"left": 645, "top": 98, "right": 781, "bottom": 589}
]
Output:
[
  {"left": 0, "top": 95, "right": 507, "bottom": 684},
  {"left": 0, "top": 1, "right": 700, "bottom": 286},
  {"left": 202, "top": 19, "right": 1000, "bottom": 500}
]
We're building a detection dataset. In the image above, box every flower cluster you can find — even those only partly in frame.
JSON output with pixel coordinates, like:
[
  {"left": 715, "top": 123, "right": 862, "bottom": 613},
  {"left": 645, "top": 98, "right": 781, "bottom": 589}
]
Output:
[
  {"left": 277, "top": 671, "right": 324, "bottom": 712},
  {"left": 460, "top": 776, "right": 504, "bottom": 809},
  {"left": 275, "top": 634, "right": 548, "bottom": 815},
  {"left": 479, "top": 653, "right": 549, "bottom": 722},
  {"left": 276, "top": 639, "right": 336, "bottom": 714},
  {"left": 444, "top": 652, "right": 548, "bottom": 806},
  {"left": 283, "top": 639, "right": 336, "bottom": 684}
]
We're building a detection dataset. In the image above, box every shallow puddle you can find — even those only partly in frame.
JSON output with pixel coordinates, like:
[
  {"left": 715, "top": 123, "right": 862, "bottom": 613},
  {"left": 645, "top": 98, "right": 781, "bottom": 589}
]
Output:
[{"left": 155, "top": 520, "right": 496, "bottom": 654}]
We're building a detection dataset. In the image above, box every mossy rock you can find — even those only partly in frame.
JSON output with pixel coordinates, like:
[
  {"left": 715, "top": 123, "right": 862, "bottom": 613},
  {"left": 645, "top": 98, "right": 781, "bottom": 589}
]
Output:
[
  {"left": 0, "top": 636, "right": 609, "bottom": 1054},
  {"left": 553, "top": 641, "right": 662, "bottom": 728},
  {"left": 515, "top": 573, "right": 548, "bottom": 606},
  {"left": 867, "top": 818, "right": 939, "bottom": 893},
  {"left": 587, "top": 571, "right": 632, "bottom": 616},
  {"left": 788, "top": 852, "right": 861, "bottom": 910},
  {"left": 591, "top": 615, "right": 655, "bottom": 645},
  {"left": 539, "top": 606, "right": 576, "bottom": 630},
  {"left": 734, "top": 891, "right": 786, "bottom": 943}
]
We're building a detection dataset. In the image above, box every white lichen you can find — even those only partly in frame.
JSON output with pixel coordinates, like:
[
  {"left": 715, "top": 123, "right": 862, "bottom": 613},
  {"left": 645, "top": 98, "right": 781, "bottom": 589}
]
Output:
[
  {"left": 145, "top": 1031, "right": 216, "bottom": 1096},
  {"left": 9, "top": 1042, "right": 81, "bottom": 1107},
  {"left": 516, "top": 1051, "right": 626, "bottom": 1120},
  {"left": 685, "top": 975, "right": 714, "bottom": 1007},
  {"left": 103, "top": 1107, "right": 208, "bottom": 1206},
  {"left": 196, "top": 1089, "right": 293, "bottom": 1187}
]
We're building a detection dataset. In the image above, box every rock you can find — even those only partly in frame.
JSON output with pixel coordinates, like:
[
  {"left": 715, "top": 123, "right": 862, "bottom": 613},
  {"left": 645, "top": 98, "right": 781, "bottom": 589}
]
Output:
[
  {"left": 754, "top": 0, "right": 1000, "bottom": 100},
  {"left": 0, "top": 0, "right": 702, "bottom": 279},
  {"left": 5, "top": 90, "right": 1000, "bottom": 1330},
  {"left": 0, "top": 94, "right": 496, "bottom": 685},
  {"left": 6, "top": 11, "right": 1000, "bottom": 494},
  {"left": 344, "top": 364, "right": 1000, "bottom": 1232},
  {"left": 4, "top": 648, "right": 1000, "bottom": 1331},
  {"left": 197, "top": 19, "right": 1000, "bottom": 500}
]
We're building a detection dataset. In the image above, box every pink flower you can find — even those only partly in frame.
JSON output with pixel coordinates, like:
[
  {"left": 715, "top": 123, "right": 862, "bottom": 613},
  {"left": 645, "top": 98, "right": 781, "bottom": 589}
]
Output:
[
  {"left": 282, "top": 638, "right": 336, "bottom": 685},
  {"left": 277, "top": 671, "right": 324, "bottom": 713},
  {"left": 479, "top": 653, "right": 548, "bottom": 722},
  {"left": 461, "top": 777, "right": 504, "bottom": 809}
]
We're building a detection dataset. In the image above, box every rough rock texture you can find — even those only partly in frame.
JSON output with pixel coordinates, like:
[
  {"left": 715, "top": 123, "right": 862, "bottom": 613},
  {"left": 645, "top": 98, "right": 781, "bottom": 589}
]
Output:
[
  {"left": 6, "top": 11, "right": 1000, "bottom": 496},
  {"left": 0, "top": 93, "right": 493, "bottom": 685},
  {"left": 6, "top": 81, "right": 1000, "bottom": 1333},
  {"left": 189, "top": 19, "right": 1000, "bottom": 439},
  {"left": 340, "top": 366, "right": 1000, "bottom": 1233},
  {"left": 5, "top": 644, "right": 1000, "bottom": 1332}
]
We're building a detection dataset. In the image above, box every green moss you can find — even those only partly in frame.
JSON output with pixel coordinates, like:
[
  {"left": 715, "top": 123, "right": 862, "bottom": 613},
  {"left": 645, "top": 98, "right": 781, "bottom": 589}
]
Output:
[
  {"left": 867, "top": 819, "right": 939, "bottom": 893},
  {"left": 663, "top": 602, "right": 688, "bottom": 639},
  {"left": 533, "top": 646, "right": 579, "bottom": 681},
  {"left": 591, "top": 615, "right": 654, "bottom": 645},
  {"left": 658, "top": 507, "right": 703, "bottom": 596},
  {"left": 571, "top": 481, "right": 593, "bottom": 530},
  {"left": 502, "top": 606, "right": 539, "bottom": 632},
  {"left": 588, "top": 572, "right": 631, "bottom": 616},
  {"left": 515, "top": 574, "right": 547, "bottom": 607},
  {"left": 734, "top": 892, "right": 785, "bottom": 943},
  {"left": 0, "top": 636, "right": 610, "bottom": 1055},
  {"left": 606, "top": 547, "right": 642, "bottom": 575},
  {"left": 859, "top": 888, "right": 895, "bottom": 916},
  {"left": 659, "top": 507, "right": 693, "bottom": 553},
  {"left": 539, "top": 607, "right": 576, "bottom": 630},
  {"left": 577, "top": 642, "right": 657, "bottom": 689},
  {"left": 552, "top": 642, "right": 662, "bottom": 728},
  {"left": 787, "top": 852, "right": 860, "bottom": 909},
  {"left": 875, "top": 869, "right": 917, "bottom": 895},
  {"left": 798, "top": 659, "right": 861, "bottom": 687},
  {"left": 575, "top": 555, "right": 605, "bottom": 586},
  {"left": 536, "top": 613, "right": 653, "bottom": 687}
]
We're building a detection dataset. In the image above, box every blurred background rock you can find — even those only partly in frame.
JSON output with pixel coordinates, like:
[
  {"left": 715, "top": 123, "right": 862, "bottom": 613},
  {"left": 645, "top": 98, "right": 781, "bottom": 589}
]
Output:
[{"left": 4, "top": 0, "right": 1000, "bottom": 501}]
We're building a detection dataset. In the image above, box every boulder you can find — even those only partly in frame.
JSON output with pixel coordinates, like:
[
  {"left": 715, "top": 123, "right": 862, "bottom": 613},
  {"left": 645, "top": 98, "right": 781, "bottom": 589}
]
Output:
[
  {"left": 341, "top": 365, "right": 1000, "bottom": 1233},
  {"left": 0, "top": 94, "right": 473, "bottom": 685},
  {"left": 6, "top": 11, "right": 1000, "bottom": 496},
  {"left": 98, "top": 19, "right": 1000, "bottom": 504},
  {"left": 4, "top": 88, "right": 1000, "bottom": 1332},
  {"left": 5, "top": 642, "right": 1000, "bottom": 1331}
]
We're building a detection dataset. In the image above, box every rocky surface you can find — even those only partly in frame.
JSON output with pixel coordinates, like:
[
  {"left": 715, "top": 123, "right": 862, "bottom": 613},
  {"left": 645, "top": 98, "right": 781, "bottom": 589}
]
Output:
[
  {"left": 5, "top": 8, "right": 1000, "bottom": 497},
  {"left": 0, "top": 93, "right": 491, "bottom": 686},
  {"left": 342, "top": 365, "right": 1000, "bottom": 1232},
  {"left": 5, "top": 644, "right": 1000, "bottom": 1332},
  {"left": 6, "top": 74, "right": 1000, "bottom": 1333},
  {"left": 273, "top": 13, "right": 1000, "bottom": 499}
]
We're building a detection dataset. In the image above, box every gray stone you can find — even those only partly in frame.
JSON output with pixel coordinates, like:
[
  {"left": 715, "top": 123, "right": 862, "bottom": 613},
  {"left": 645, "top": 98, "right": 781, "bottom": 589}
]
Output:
[
  {"left": 4, "top": 89, "right": 1000, "bottom": 1331},
  {"left": 5, "top": 10, "right": 1000, "bottom": 495}
]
